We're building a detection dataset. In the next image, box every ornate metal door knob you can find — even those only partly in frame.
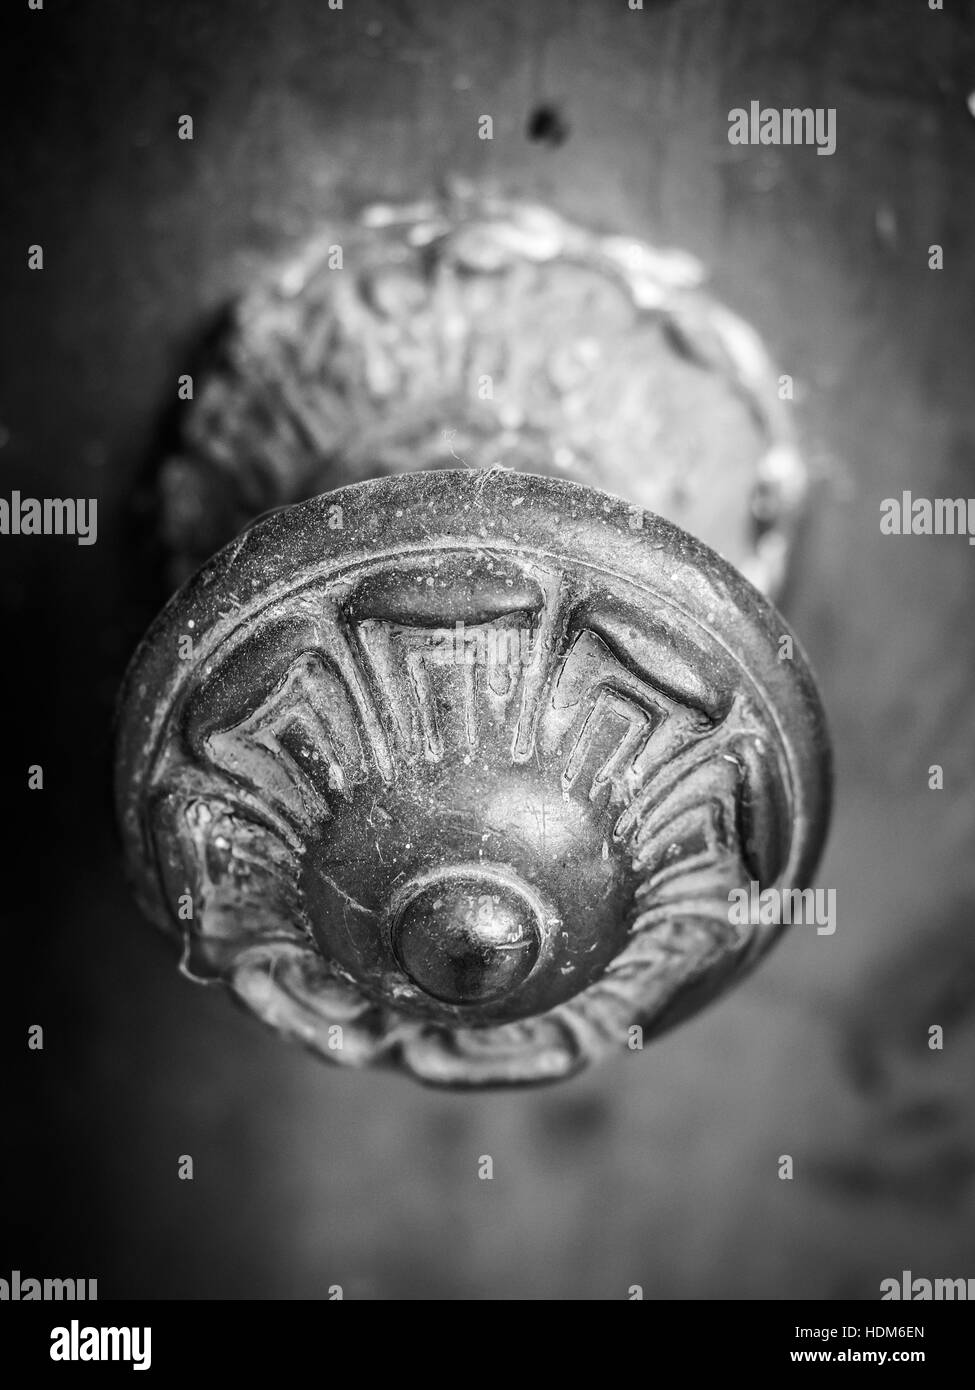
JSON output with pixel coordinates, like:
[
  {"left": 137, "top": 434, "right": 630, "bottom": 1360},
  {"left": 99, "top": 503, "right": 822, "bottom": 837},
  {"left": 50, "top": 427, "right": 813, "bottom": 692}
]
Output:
[{"left": 116, "top": 197, "right": 831, "bottom": 1087}]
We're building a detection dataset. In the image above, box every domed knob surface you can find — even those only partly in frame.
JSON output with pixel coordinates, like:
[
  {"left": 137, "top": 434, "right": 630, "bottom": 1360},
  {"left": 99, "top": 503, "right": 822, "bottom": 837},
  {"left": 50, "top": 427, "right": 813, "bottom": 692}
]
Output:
[{"left": 116, "top": 470, "right": 830, "bottom": 1086}]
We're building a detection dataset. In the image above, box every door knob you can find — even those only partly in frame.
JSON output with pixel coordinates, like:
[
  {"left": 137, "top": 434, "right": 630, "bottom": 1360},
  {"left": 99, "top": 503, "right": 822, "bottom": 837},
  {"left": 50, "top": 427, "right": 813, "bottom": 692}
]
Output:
[{"left": 116, "top": 195, "right": 831, "bottom": 1087}]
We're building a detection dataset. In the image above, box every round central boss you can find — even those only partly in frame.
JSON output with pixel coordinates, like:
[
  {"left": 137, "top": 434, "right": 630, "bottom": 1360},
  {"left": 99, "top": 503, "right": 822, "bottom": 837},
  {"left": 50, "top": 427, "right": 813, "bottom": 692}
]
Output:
[{"left": 391, "top": 867, "right": 543, "bottom": 1005}]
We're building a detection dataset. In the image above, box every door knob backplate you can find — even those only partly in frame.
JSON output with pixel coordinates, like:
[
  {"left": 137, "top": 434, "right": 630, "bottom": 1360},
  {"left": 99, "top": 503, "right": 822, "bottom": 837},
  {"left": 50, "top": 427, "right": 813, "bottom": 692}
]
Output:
[{"left": 160, "top": 190, "right": 806, "bottom": 600}]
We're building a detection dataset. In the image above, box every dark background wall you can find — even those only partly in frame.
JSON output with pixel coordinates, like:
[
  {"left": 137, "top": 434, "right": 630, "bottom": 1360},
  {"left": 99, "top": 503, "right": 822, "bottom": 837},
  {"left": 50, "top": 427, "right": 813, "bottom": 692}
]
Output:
[{"left": 3, "top": 0, "right": 975, "bottom": 1299}]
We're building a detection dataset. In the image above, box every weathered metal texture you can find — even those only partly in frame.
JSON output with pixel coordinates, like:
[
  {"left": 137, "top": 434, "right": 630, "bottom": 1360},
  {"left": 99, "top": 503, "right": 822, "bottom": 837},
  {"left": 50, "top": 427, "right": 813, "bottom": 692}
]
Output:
[
  {"left": 116, "top": 470, "right": 830, "bottom": 1086},
  {"left": 160, "top": 192, "right": 806, "bottom": 599}
]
